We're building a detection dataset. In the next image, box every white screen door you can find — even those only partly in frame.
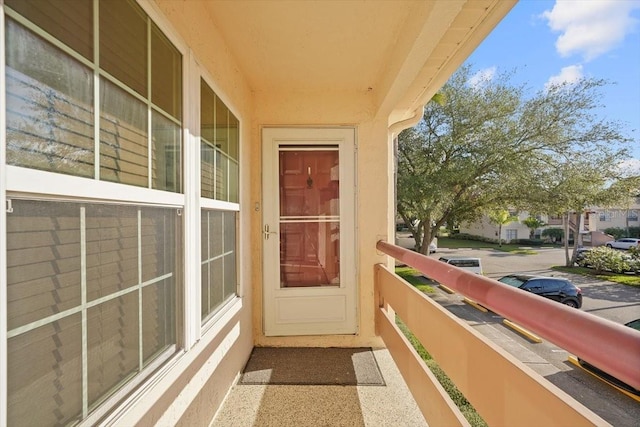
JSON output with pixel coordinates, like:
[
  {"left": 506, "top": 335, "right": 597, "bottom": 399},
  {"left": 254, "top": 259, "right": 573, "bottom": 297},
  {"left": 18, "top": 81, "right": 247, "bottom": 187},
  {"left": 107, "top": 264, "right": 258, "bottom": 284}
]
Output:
[{"left": 262, "top": 128, "right": 357, "bottom": 336}]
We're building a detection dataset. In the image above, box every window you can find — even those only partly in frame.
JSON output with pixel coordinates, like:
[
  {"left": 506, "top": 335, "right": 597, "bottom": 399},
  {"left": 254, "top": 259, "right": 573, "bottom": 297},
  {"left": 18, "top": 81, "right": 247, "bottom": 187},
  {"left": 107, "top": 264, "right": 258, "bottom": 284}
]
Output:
[
  {"left": 200, "top": 78, "right": 240, "bottom": 322},
  {"left": 4, "top": 0, "right": 243, "bottom": 423},
  {"left": 6, "top": 199, "right": 181, "bottom": 426},
  {"left": 201, "top": 210, "right": 237, "bottom": 321},
  {"left": 4, "top": 1, "right": 188, "bottom": 425},
  {"left": 200, "top": 79, "right": 239, "bottom": 202},
  {"left": 599, "top": 211, "right": 612, "bottom": 222},
  {"left": 506, "top": 229, "right": 518, "bottom": 241},
  {"left": 628, "top": 210, "right": 638, "bottom": 222},
  {"left": 542, "top": 280, "right": 563, "bottom": 292},
  {"left": 5, "top": 0, "right": 183, "bottom": 191}
]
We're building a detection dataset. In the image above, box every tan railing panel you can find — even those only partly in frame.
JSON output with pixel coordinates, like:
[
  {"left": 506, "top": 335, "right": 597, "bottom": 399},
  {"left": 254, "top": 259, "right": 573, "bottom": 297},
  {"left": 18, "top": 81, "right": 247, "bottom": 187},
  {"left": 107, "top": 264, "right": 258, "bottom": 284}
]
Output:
[
  {"left": 376, "top": 304, "right": 469, "bottom": 427},
  {"left": 375, "top": 264, "right": 608, "bottom": 427}
]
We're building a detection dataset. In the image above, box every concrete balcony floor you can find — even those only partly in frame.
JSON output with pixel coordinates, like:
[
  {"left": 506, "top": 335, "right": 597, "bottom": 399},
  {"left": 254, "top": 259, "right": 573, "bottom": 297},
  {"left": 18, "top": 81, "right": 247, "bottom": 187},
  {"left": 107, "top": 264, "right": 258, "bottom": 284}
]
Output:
[{"left": 211, "top": 348, "right": 427, "bottom": 426}]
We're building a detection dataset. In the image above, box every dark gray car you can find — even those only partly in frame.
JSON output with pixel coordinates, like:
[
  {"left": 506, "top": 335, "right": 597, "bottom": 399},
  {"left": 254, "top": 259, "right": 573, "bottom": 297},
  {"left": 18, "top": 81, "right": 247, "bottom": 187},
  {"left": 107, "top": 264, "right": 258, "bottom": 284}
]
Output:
[{"left": 497, "top": 274, "right": 583, "bottom": 308}]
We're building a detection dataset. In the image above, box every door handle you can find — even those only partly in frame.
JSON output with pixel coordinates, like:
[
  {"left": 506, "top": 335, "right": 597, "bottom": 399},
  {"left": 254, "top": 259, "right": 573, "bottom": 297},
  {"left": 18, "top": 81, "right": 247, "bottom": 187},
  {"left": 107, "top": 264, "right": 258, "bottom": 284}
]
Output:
[{"left": 263, "top": 224, "right": 277, "bottom": 240}]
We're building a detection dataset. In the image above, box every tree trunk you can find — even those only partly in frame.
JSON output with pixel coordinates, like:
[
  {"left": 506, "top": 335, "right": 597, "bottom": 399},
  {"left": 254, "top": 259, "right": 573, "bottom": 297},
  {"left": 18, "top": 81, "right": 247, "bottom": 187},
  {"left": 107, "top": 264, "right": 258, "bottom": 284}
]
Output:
[
  {"left": 419, "top": 215, "right": 432, "bottom": 255},
  {"left": 563, "top": 212, "right": 570, "bottom": 266},
  {"left": 569, "top": 212, "right": 583, "bottom": 267}
]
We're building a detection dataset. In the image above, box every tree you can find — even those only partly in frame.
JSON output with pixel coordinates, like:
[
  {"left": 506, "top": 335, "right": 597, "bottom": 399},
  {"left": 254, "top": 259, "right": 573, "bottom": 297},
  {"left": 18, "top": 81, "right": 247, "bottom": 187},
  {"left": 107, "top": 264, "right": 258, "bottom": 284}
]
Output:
[
  {"left": 397, "top": 65, "right": 635, "bottom": 254},
  {"left": 541, "top": 228, "right": 563, "bottom": 243},
  {"left": 518, "top": 155, "right": 640, "bottom": 266},
  {"left": 522, "top": 217, "right": 546, "bottom": 239},
  {"left": 488, "top": 210, "right": 518, "bottom": 247}
]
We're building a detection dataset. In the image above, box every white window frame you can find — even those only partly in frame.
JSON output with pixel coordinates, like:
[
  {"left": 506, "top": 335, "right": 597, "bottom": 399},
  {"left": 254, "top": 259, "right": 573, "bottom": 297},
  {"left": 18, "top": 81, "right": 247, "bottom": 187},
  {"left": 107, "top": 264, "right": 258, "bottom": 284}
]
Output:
[
  {"left": 197, "top": 66, "right": 242, "bottom": 335},
  {"left": 1, "top": 0, "right": 9, "bottom": 420}
]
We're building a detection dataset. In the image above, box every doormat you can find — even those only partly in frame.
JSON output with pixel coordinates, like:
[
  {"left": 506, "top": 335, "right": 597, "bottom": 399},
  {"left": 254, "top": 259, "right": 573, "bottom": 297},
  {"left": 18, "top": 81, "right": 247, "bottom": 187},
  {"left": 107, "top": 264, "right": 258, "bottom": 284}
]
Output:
[{"left": 239, "top": 347, "right": 385, "bottom": 386}]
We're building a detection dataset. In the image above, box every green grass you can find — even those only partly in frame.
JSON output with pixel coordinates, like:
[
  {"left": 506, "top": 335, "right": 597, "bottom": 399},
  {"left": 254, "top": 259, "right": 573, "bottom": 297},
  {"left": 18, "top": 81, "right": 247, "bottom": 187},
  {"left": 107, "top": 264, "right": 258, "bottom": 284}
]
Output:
[
  {"left": 395, "top": 266, "right": 436, "bottom": 293},
  {"left": 437, "top": 237, "right": 538, "bottom": 254},
  {"left": 394, "top": 266, "right": 485, "bottom": 426},
  {"left": 551, "top": 265, "right": 640, "bottom": 287},
  {"left": 396, "top": 318, "right": 487, "bottom": 427}
]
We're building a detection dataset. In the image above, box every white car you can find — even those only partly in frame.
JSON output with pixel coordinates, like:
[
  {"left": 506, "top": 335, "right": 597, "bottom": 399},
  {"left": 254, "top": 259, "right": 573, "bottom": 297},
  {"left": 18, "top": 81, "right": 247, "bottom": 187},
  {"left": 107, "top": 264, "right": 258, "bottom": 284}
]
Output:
[
  {"left": 605, "top": 238, "right": 640, "bottom": 250},
  {"left": 429, "top": 238, "right": 438, "bottom": 253}
]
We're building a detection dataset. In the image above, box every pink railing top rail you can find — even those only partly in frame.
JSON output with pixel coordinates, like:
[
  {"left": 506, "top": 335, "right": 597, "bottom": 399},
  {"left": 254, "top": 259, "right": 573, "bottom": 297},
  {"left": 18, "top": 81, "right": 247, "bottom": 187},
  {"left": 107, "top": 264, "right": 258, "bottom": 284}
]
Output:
[{"left": 377, "top": 240, "right": 640, "bottom": 391}]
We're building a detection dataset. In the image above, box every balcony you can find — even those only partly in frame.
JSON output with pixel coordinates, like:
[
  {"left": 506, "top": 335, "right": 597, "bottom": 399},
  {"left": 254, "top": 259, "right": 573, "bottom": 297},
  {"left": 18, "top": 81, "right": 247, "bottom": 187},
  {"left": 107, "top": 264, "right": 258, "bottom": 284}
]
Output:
[{"left": 213, "top": 241, "right": 639, "bottom": 426}]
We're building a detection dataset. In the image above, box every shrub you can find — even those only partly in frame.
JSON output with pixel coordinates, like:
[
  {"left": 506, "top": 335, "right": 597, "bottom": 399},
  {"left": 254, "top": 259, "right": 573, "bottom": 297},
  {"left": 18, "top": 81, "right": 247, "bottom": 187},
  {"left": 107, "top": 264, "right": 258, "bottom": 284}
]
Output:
[
  {"left": 603, "top": 227, "right": 627, "bottom": 240},
  {"left": 579, "top": 247, "right": 634, "bottom": 274},
  {"left": 542, "top": 228, "right": 563, "bottom": 242},
  {"left": 450, "top": 233, "right": 497, "bottom": 244},
  {"left": 603, "top": 227, "right": 640, "bottom": 240},
  {"left": 515, "top": 239, "right": 544, "bottom": 246}
]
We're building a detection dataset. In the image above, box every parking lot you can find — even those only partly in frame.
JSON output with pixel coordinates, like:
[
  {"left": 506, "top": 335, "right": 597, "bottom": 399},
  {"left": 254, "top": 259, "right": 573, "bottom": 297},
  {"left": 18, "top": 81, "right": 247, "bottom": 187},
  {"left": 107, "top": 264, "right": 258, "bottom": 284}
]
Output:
[{"left": 396, "top": 235, "right": 640, "bottom": 426}]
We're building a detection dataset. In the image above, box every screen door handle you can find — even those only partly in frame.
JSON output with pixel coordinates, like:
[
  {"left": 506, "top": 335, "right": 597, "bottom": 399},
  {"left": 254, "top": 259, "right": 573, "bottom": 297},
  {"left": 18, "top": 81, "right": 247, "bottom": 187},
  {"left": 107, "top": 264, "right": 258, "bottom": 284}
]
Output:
[{"left": 263, "top": 224, "right": 277, "bottom": 240}]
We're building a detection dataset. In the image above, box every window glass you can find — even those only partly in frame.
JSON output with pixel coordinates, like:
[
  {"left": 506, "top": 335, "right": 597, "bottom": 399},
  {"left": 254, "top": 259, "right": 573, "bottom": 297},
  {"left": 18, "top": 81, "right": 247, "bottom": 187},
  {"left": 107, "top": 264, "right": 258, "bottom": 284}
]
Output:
[
  {"left": 86, "top": 205, "right": 139, "bottom": 301},
  {"left": 87, "top": 292, "right": 139, "bottom": 407},
  {"left": 201, "top": 210, "right": 237, "bottom": 322},
  {"left": 223, "top": 212, "right": 237, "bottom": 298},
  {"left": 229, "top": 158, "right": 239, "bottom": 203},
  {"left": 201, "top": 79, "right": 239, "bottom": 201},
  {"left": 99, "top": 0, "right": 147, "bottom": 96},
  {"left": 498, "top": 276, "right": 524, "bottom": 287},
  {"left": 6, "top": 19, "right": 94, "bottom": 177},
  {"left": 142, "top": 278, "right": 176, "bottom": 364},
  {"left": 100, "top": 78, "right": 149, "bottom": 186},
  {"left": 542, "top": 280, "right": 561, "bottom": 292},
  {"left": 151, "top": 23, "right": 182, "bottom": 119},
  {"left": 228, "top": 113, "right": 239, "bottom": 160},
  {"left": 215, "top": 97, "right": 229, "bottom": 155},
  {"left": 7, "top": 1, "right": 183, "bottom": 193},
  {"left": 6, "top": 201, "right": 81, "bottom": 330},
  {"left": 8, "top": 316, "right": 83, "bottom": 426},
  {"left": 152, "top": 111, "right": 182, "bottom": 192},
  {"left": 6, "top": 199, "right": 181, "bottom": 425},
  {"left": 216, "top": 153, "right": 229, "bottom": 201},
  {"left": 201, "top": 142, "right": 216, "bottom": 199},
  {"left": 5, "top": 0, "right": 93, "bottom": 60}
]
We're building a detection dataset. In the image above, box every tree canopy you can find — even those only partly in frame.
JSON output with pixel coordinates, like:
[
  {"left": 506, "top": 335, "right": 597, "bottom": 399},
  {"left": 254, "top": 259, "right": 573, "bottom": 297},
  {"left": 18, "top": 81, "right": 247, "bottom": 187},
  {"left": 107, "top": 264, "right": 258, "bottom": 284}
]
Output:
[{"left": 397, "top": 65, "right": 638, "bottom": 255}]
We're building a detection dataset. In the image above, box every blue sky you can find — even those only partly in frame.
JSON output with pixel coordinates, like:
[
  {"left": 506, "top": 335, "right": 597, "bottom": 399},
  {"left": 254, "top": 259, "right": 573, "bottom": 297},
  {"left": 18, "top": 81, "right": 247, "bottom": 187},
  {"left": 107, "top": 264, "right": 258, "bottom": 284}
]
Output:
[{"left": 464, "top": 0, "right": 640, "bottom": 174}]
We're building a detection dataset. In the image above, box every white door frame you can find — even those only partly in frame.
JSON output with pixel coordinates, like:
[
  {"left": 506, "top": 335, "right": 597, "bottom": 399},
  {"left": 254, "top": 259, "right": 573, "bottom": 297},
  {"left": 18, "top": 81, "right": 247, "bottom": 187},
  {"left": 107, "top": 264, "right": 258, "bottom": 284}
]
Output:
[{"left": 262, "top": 127, "right": 357, "bottom": 336}]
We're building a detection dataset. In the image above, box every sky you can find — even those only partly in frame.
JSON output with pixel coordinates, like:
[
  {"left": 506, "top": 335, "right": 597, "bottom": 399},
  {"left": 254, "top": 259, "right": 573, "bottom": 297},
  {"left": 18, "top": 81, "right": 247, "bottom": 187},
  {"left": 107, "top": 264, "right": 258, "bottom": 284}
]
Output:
[{"left": 463, "top": 0, "right": 640, "bottom": 175}]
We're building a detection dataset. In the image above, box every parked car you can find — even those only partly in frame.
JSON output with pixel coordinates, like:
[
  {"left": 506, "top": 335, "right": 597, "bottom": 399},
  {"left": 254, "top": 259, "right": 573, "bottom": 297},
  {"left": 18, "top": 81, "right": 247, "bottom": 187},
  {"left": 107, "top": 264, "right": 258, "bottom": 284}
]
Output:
[
  {"left": 604, "top": 238, "right": 640, "bottom": 250},
  {"left": 574, "top": 247, "right": 592, "bottom": 262},
  {"left": 438, "top": 256, "right": 483, "bottom": 274},
  {"left": 576, "top": 319, "right": 640, "bottom": 397},
  {"left": 429, "top": 238, "right": 437, "bottom": 254},
  {"left": 497, "top": 274, "right": 582, "bottom": 308}
]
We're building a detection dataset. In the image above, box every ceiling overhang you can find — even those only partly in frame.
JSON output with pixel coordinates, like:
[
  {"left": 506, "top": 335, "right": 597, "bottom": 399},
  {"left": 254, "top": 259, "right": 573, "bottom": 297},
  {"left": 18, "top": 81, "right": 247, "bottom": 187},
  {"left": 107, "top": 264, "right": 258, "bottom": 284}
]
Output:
[{"left": 201, "top": 0, "right": 517, "bottom": 126}]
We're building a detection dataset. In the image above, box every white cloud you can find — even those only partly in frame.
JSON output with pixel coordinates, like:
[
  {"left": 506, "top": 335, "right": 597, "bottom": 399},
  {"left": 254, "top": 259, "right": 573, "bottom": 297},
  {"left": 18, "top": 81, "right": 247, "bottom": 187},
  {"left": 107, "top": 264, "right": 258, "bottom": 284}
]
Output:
[
  {"left": 545, "top": 64, "right": 584, "bottom": 89},
  {"left": 542, "top": 0, "right": 640, "bottom": 61},
  {"left": 618, "top": 158, "right": 640, "bottom": 177},
  {"left": 468, "top": 67, "right": 497, "bottom": 88}
]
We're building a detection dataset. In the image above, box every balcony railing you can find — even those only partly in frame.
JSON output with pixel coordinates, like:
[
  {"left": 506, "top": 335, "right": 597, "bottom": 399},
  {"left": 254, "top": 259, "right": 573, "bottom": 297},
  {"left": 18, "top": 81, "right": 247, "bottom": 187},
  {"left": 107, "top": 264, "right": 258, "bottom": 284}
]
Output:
[{"left": 375, "top": 240, "right": 640, "bottom": 426}]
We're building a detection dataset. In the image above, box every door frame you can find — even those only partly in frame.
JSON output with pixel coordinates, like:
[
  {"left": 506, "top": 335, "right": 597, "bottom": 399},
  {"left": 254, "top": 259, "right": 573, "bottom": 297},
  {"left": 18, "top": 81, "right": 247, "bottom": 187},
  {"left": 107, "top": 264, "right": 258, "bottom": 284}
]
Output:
[{"left": 261, "top": 127, "right": 357, "bottom": 336}]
